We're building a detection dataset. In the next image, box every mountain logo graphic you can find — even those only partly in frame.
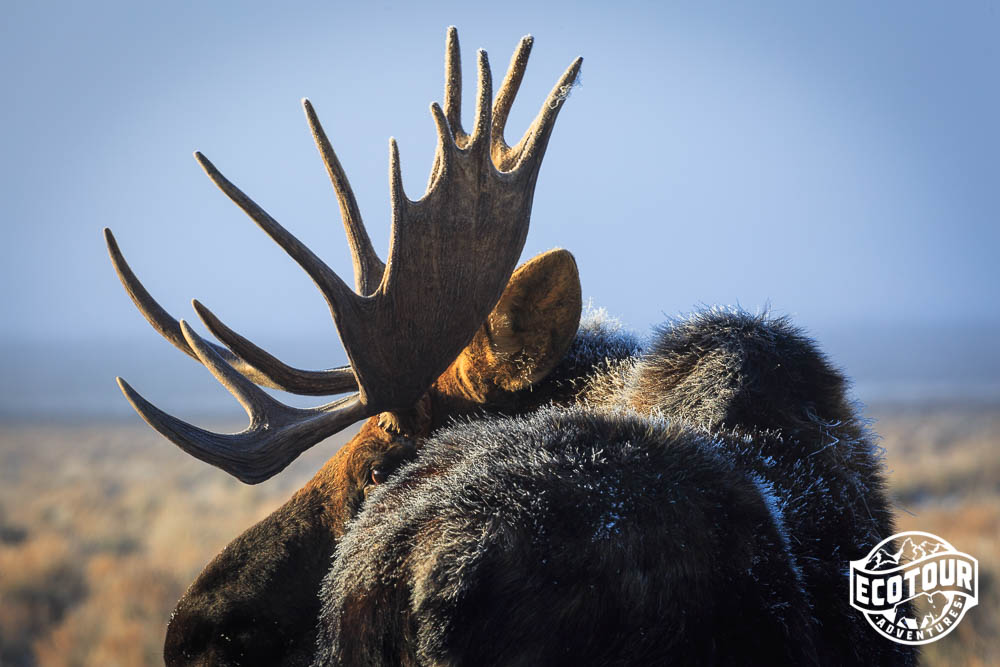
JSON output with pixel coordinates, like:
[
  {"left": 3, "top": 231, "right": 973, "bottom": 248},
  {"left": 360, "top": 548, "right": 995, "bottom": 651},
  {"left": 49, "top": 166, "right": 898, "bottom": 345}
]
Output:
[{"left": 850, "top": 531, "right": 978, "bottom": 645}]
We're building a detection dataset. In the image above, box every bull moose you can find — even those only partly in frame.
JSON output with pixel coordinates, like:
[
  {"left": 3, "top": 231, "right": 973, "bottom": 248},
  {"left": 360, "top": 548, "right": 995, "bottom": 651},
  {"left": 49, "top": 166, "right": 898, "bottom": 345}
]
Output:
[{"left": 105, "top": 28, "right": 917, "bottom": 666}]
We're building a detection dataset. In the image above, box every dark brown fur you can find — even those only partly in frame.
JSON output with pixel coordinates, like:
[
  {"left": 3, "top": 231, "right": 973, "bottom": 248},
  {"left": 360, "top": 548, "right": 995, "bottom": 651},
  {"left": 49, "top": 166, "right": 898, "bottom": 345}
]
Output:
[{"left": 314, "top": 310, "right": 916, "bottom": 666}]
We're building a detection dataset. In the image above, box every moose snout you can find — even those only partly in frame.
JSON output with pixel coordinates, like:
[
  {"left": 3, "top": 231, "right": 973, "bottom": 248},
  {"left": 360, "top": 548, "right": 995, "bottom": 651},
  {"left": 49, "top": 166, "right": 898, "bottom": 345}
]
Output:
[{"left": 165, "top": 490, "right": 338, "bottom": 666}]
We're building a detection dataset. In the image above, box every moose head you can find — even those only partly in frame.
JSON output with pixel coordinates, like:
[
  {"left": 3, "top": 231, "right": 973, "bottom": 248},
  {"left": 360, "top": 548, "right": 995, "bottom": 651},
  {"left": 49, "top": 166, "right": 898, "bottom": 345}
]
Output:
[{"left": 106, "top": 28, "right": 582, "bottom": 664}]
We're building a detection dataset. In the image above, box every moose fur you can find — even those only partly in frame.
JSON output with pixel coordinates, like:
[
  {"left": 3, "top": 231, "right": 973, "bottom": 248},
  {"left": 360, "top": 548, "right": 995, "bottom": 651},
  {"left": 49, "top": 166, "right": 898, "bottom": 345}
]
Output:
[{"left": 313, "top": 310, "right": 918, "bottom": 666}]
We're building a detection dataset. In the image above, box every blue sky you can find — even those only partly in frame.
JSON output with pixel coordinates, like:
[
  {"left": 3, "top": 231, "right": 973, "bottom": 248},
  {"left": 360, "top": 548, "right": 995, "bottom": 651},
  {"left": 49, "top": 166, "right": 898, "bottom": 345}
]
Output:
[{"left": 1, "top": 2, "right": 998, "bottom": 413}]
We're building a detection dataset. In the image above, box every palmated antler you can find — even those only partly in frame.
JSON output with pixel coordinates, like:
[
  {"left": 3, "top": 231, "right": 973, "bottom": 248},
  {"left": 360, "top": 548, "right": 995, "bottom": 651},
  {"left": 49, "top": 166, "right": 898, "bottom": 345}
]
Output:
[{"left": 106, "top": 28, "right": 581, "bottom": 483}]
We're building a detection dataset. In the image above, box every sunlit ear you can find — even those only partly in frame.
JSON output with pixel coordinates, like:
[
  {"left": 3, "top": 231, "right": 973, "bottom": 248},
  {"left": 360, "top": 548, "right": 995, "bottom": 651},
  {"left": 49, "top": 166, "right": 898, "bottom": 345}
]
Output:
[{"left": 448, "top": 249, "right": 582, "bottom": 401}]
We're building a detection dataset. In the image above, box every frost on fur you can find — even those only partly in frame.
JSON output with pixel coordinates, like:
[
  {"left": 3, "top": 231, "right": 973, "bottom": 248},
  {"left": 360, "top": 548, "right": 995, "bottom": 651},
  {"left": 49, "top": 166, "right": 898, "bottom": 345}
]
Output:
[{"left": 315, "top": 308, "right": 916, "bottom": 667}]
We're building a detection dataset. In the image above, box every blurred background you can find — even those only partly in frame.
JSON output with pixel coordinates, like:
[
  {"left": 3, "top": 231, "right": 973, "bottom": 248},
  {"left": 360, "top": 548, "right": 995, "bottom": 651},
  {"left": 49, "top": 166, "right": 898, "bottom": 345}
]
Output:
[{"left": 1, "top": 1, "right": 996, "bottom": 665}]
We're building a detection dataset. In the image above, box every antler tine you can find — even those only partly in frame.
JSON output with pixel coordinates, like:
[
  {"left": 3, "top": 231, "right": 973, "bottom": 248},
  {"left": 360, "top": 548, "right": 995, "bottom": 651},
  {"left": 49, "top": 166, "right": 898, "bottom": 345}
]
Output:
[
  {"left": 192, "top": 300, "right": 356, "bottom": 396},
  {"left": 117, "top": 321, "right": 369, "bottom": 484},
  {"left": 303, "top": 99, "right": 386, "bottom": 296},
  {"left": 179, "top": 319, "right": 286, "bottom": 421},
  {"left": 469, "top": 49, "right": 494, "bottom": 150},
  {"left": 507, "top": 56, "right": 583, "bottom": 176},
  {"left": 193, "top": 152, "right": 363, "bottom": 323},
  {"left": 104, "top": 228, "right": 205, "bottom": 364},
  {"left": 443, "top": 26, "right": 468, "bottom": 148},
  {"left": 388, "top": 139, "right": 408, "bottom": 212},
  {"left": 425, "top": 102, "right": 457, "bottom": 194},
  {"left": 194, "top": 152, "right": 352, "bottom": 305},
  {"left": 491, "top": 34, "right": 534, "bottom": 164},
  {"left": 105, "top": 228, "right": 357, "bottom": 396},
  {"left": 425, "top": 42, "right": 495, "bottom": 191}
]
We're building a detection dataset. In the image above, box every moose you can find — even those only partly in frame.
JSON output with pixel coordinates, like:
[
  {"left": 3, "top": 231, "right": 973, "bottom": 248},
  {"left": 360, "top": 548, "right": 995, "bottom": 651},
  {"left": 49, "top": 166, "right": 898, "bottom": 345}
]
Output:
[{"left": 105, "top": 28, "right": 917, "bottom": 666}]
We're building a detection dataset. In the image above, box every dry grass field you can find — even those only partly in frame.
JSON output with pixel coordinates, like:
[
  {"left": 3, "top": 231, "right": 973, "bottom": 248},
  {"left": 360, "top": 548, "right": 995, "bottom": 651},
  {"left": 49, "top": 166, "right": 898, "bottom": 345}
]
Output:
[{"left": 0, "top": 405, "right": 996, "bottom": 666}]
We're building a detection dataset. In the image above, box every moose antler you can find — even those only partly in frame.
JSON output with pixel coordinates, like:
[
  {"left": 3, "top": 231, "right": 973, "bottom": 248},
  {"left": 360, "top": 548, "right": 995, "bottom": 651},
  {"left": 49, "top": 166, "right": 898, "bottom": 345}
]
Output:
[{"left": 106, "top": 28, "right": 581, "bottom": 483}]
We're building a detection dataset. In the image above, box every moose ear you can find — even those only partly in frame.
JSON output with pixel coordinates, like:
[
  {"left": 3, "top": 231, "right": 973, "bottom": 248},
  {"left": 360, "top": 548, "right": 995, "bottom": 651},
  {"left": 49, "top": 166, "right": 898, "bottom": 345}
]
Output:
[{"left": 447, "top": 249, "right": 582, "bottom": 401}]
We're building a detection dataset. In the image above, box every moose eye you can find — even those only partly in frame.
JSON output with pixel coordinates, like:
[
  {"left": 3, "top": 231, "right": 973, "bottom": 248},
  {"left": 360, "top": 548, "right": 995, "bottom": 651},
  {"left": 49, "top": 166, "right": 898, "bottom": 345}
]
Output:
[{"left": 370, "top": 468, "right": 387, "bottom": 485}]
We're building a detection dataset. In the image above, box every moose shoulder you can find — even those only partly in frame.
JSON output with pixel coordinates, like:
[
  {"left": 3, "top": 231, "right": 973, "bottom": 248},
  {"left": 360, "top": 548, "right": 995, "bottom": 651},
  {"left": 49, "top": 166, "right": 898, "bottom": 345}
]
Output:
[{"left": 105, "top": 28, "right": 916, "bottom": 667}]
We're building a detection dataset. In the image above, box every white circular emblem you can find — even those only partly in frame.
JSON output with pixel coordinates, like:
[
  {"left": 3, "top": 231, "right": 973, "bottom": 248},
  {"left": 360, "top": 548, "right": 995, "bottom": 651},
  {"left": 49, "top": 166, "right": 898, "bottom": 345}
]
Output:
[{"left": 849, "top": 530, "right": 978, "bottom": 645}]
